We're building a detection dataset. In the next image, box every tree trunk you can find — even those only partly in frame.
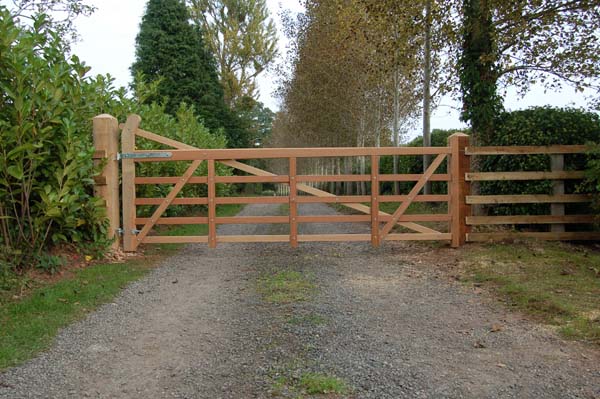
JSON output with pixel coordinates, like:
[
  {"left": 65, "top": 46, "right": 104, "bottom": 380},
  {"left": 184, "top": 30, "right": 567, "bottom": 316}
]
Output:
[
  {"left": 344, "top": 156, "right": 352, "bottom": 195},
  {"left": 392, "top": 69, "right": 400, "bottom": 195},
  {"left": 423, "top": 0, "right": 432, "bottom": 195}
]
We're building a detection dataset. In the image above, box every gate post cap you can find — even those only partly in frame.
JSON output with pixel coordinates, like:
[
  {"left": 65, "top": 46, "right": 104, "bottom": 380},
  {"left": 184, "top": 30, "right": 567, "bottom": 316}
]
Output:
[{"left": 93, "top": 114, "right": 117, "bottom": 120}]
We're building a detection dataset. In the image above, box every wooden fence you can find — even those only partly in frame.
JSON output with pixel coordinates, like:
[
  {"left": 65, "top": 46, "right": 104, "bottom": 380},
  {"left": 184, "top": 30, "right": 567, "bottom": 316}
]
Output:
[{"left": 92, "top": 114, "right": 598, "bottom": 252}]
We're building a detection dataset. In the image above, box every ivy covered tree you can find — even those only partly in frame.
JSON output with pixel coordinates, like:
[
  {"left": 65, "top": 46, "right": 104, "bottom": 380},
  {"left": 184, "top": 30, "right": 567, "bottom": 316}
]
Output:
[
  {"left": 458, "top": 0, "right": 503, "bottom": 145},
  {"left": 131, "top": 0, "right": 237, "bottom": 141}
]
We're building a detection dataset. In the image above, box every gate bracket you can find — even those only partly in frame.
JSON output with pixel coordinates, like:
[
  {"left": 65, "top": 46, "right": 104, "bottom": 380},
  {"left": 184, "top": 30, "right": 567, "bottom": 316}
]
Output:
[{"left": 117, "top": 152, "right": 172, "bottom": 161}]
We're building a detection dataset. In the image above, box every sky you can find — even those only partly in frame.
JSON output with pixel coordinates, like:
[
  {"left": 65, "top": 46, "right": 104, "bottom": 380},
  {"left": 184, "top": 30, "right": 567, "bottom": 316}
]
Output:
[{"left": 4, "top": 0, "right": 597, "bottom": 140}]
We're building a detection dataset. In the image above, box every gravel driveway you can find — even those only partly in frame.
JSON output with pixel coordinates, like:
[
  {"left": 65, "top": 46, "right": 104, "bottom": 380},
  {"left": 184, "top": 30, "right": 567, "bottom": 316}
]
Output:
[{"left": 1, "top": 203, "right": 599, "bottom": 398}]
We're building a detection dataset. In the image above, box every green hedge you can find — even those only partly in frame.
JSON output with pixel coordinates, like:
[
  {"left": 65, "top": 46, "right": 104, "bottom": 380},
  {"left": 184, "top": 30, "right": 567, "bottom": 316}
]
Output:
[
  {"left": 480, "top": 107, "right": 600, "bottom": 216},
  {"left": 0, "top": 9, "right": 229, "bottom": 274}
]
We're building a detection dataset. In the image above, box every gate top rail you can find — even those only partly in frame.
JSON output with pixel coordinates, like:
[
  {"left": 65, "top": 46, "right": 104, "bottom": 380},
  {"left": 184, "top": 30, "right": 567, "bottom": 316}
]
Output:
[
  {"left": 465, "top": 145, "right": 591, "bottom": 155},
  {"left": 127, "top": 146, "right": 452, "bottom": 162}
]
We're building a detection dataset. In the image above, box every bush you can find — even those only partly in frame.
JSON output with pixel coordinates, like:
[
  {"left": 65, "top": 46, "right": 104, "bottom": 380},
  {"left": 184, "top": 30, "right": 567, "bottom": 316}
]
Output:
[
  {"left": 0, "top": 10, "right": 112, "bottom": 270},
  {"left": 112, "top": 85, "right": 232, "bottom": 217},
  {"left": 0, "top": 10, "right": 231, "bottom": 273},
  {"left": 480, "top": 107, "right": 600, "bottom": 216}
]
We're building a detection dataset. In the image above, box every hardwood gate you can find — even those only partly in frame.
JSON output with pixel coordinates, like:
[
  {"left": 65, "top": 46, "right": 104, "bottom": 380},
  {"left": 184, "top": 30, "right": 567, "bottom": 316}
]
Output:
[{"left": 92, "top": 114, "right": 597, "bottom": 252}]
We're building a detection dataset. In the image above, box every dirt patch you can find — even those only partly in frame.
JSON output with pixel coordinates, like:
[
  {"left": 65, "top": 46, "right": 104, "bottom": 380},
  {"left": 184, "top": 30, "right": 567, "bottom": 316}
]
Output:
[{"left": 1, "top": 203, "right": 599, "bottom": 398}]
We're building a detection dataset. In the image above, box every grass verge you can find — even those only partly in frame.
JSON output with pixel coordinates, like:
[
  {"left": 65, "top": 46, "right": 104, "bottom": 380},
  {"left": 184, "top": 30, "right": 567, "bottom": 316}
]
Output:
[
  {"left": 461, "top": 241, "right": 600, "bottom": 344},
  {"left": 0, "top": 204, "right": 242, "bottom": 370},
  {"left": 258, "top": 270, "right": 315, "bottom": 304}
]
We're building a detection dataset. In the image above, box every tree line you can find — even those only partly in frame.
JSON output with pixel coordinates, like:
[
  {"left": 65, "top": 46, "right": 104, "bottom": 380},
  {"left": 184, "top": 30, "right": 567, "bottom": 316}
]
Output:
[{"left": 271, "top": 0, "right": 600, "bottom": 194}]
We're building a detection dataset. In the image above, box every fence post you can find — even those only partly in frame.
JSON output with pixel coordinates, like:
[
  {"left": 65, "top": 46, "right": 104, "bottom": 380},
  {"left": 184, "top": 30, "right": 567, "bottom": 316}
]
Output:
[
  {"left": 121, "top": 115, "right": 142, "bottom": 252},
  {"left": 449, "top": 133, "right": 470, "bottom": 247},
  {"left": 92, "top": 114, "right": 120, "bottom": 250},
  {"left": 551, "top": 154, "right": 565, "bottom": 233}
]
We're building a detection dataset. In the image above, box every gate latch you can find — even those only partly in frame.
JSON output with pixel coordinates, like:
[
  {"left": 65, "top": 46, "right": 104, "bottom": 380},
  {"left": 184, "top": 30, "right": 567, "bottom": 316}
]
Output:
[{"left": 117, "top": 151, "right": 172, "bottom": 160}]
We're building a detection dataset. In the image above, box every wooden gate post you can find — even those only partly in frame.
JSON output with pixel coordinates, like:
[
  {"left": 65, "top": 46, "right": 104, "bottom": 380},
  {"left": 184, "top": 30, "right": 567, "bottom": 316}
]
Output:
[
  {"left": 92, "top": 114, "right": 120, "bottom": 250},
  {"left": 449, "top": 133, "right": 470, "bottom": 247},
  {"left": 121, "top": 115, "right": 142, "bottom": 252}
]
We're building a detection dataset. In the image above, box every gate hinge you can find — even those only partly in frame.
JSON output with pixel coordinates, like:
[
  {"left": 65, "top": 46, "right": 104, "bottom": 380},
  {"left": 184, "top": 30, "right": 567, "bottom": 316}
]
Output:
[{"left": 117, "top": 151, "right": 172, "bottom": 161}]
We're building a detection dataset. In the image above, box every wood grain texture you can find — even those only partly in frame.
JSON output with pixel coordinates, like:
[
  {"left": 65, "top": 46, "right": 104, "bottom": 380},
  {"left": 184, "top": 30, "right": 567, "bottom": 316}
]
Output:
[{"left": 121, "top": 115, "right": 142, "bottom": 252}]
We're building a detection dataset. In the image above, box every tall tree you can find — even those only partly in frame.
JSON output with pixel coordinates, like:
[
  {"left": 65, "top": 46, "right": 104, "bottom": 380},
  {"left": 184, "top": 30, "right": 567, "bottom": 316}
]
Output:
[
  {"left": 459, "top": 0, "right": 600, "bottom": 144},
  {"left": 131, "top": 0, "right": 231, "bottom": 136},
  {"left": 188, "top": 0, "right": 278, "bottom": 108},
  {"left": 459, "top": 0, "right": 502, "bottom": 145},
  {"left": 6, "top": 0, "right": 95, "bottom": 42}
]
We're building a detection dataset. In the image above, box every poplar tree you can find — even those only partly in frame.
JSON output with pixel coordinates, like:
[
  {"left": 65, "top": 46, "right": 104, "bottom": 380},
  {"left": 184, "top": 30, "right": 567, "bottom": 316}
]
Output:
[{"left": 189, "top": 0, "right": 278, "bottom": 108}]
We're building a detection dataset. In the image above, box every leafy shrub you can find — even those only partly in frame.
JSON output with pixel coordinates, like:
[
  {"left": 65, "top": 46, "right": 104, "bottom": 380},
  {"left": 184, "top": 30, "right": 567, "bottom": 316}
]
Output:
[
  {"left": 0, "top": 10, "right": 112, "bottom": 270},
  {"left": 107, "top": 76, "right": 233, "bottom": 217},
  {"left": 481, "top": 107, "right": 600, "bottom": 216},
  {"left": 0, "top": 9, "right": 231, "bottom": 273}
]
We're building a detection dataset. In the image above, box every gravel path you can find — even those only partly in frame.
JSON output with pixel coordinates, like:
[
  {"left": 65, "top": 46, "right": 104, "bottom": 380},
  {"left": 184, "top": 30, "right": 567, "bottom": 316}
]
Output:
[{"left": 1, "top": 203, "right": 599, "bottom": 398}]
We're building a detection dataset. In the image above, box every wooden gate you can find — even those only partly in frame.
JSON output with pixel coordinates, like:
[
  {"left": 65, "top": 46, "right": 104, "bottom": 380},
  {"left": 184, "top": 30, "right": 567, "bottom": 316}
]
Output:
[{"left": 92, "top": 114, "right": 597, "bottom": 252}]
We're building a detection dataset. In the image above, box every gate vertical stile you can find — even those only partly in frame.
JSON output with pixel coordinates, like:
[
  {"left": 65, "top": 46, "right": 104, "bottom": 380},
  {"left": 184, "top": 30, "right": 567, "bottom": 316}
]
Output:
[
  {"left": 121, "top": 115, "right": 142, "bottom": 252},
  {"left": 208, "top": 159, "right": 217, "bottom": 248},
  {"left": 289, "top": 157, "right": 298, "bottom": 247},
  {"left": 371, "top": 155, "right": 380, "bottom": 247}
]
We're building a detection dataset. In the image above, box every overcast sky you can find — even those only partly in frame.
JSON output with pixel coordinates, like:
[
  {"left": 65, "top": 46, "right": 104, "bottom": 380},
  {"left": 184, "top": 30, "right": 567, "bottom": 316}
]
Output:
[{"left": 4, "top": 0, "right": 596, "bottom": 140}]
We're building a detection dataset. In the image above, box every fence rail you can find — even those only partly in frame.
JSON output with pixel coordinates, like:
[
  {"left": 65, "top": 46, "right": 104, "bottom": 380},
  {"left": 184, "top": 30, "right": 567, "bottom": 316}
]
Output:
[{"left": 92, "top": 114, "right": 597, "bottom": 251}]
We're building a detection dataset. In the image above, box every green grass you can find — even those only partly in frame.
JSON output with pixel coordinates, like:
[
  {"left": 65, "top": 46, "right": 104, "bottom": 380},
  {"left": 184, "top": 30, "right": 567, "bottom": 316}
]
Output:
[
  {"left": 299, "top": 372, "right": 348, "bottom": 395},
  {"left": 0, "top": 203, "right": 243, "bottom": 370},
  {"left": 270, "top": 372, "right": 349, "bottom": 397},
  {"left": 462, "top": 241, "right": 600, "bottom": 344},
  {"left": 0, "top": 259, "right": 154, "bottom": 369},
  {"left": 258, "top": 270, "right": 316, "bottom": 304}
]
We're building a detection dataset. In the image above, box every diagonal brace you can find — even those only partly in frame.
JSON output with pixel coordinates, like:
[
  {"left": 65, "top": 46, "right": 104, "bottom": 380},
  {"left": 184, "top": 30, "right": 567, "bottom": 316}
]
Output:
[
  {"left": 135, "top": 160, "right": 204, "bottom": 245},
  {"left": 380, "top": 154, "right": 447, "bottom": 239}
]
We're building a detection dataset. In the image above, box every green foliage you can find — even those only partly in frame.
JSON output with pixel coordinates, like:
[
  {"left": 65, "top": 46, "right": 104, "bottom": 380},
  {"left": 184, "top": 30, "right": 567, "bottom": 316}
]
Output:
[
  {"left": 481, "top": 107, "right": 600, "bottom": 216},
  {"left": 380, "top": 129, "right": 464, "bottom": 194},
  {"left": 581, "top": 143, "right": 600, "bottom": 215},
  {"left": 0, "top": 9, "right": 113, "bottom": 270},
  {"left": 131, "top": 102, "right": 231, "bottom": 217},
  {"left": 35, "top": 254, "right": 66, "bottom": 275},
  {"left": 0, "top": 8, "right": 231, "bottom": 274},
  {"left": 459, "top": 0, "right": 503, "bottom": 144},
  {"left": 189, "top": 0, "right": 278, "bottom": 108},
  {"left": 131, "top": 0, "right": 250, "bottom": 146}
]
